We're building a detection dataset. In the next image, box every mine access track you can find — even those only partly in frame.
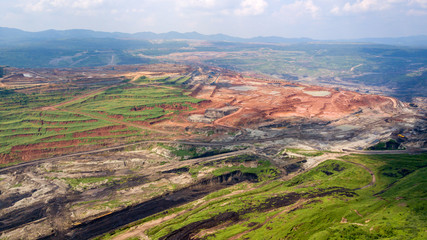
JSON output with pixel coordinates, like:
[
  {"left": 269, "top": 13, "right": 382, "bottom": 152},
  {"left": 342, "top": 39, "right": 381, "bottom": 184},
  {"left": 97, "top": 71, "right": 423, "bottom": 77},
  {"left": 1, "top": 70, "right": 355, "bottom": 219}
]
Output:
[{"left": 0, "top": 136, "right": 286, "bottom": 173}]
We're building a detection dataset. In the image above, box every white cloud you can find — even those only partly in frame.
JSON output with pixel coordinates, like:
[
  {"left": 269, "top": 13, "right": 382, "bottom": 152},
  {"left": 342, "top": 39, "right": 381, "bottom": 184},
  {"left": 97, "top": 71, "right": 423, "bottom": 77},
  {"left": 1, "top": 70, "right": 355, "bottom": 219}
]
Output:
[
  {"left": 330, "top": 0, "right": 413, "bottom": 14},
  {"left": 279, "top": 0, "right": 320, "bottom": 18},
  {"left": 410, "top": 0, "right": 427, "bottom": 8},
  {"left": 6, "top": 0, "right": 427, "bottom": 38},
  {"left": 24, "top": 0, "right": 105, "bottom": 12},
  {"left": 342, "top": 0, "right": 390, "bottom": 13},
  {"left": 407, "top": 9, "right": 427, "bottom": 15},
  {"left": 330, "top": 5, "right": 341, "bottom": 15},
  {"left": 72, "top": 0, "right": 105, "bottom": 9},
  {"left": 23, "top": 0, "right": 51, "bottom": 12},
  {"left": 234, "top": 0, "right": 268, "bottom": 16},
  {"left": 176, "top": 0, "right": 217, "bottom": 9}
]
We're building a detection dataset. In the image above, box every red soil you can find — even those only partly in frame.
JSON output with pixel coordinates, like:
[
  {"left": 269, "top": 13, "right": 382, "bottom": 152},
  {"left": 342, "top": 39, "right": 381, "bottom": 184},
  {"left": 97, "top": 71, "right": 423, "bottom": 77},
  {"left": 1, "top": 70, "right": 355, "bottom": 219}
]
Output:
[
  {"left": 5, "top": 125, "right": 133, "bottom": 162},
  {"left": 7, "top": 144, "right": 108, "bottom": 162},
  {"left": 11, "top": 139, "right": 83, "bottom": 151},
  {"left": 189, "top": 84, "right": 203, "bottom": 97},
  {"left": 2, "top": 67, "right": 403, "bottom": 164},
  {"left": 131, "top": 102, "right": 202, "bottom": 112},
  {"left": 46, "top": 128, "right": 67, "bottom": 132},
  {"left": 7, "top": 134, "right": 35, "bottom": 139},
  {"left": 72, "top": 125, "right": 128, "bottom": 138},
  {"left": 73, "top": 130, "right": 137, "bottom": 138},
  {"left": 130, "top": 106, "right": 155, "bottom": 111},
  {"left": 27, "top": 119, "right": 98, "bottom": 125},
  {"left": 0, "top": 153, "right": 13, "bottom": 164},
  {"left": 161, "top": 75, "right": 401, "bottom": 129},
  {"left": 130, "top": 121, "right": 151, "bottom": 126},
  {"left": 39, "top": 135, "right": 66, "bottom": 141},
  {"left": 109, "top": 115, "right": 125, "bottom": 120}
]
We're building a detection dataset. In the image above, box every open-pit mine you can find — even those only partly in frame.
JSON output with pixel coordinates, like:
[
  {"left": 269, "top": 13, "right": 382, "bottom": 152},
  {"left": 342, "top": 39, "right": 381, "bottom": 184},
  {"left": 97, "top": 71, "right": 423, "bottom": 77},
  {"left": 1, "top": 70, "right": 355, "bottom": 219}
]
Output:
[{"left": 0, "top": 64, "right": 426, "bottom": 240}]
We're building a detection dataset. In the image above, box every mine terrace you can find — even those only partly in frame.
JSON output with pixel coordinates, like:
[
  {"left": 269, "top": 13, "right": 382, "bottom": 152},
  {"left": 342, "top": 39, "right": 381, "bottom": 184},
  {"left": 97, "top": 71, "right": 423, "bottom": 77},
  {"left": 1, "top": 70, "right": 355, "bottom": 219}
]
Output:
[
  {"left": 0, "top": 64, "right": 425, "bottom": 164},
  {"left": 0, "top": 63, "right": 426, "bottom": 240}
]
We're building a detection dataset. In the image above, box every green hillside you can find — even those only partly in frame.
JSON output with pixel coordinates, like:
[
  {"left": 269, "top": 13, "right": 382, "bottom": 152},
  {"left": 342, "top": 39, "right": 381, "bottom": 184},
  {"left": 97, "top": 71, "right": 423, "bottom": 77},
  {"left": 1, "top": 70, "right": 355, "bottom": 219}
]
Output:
[{"left": 99, "top": 153, "right": 427, "bottom": 240}]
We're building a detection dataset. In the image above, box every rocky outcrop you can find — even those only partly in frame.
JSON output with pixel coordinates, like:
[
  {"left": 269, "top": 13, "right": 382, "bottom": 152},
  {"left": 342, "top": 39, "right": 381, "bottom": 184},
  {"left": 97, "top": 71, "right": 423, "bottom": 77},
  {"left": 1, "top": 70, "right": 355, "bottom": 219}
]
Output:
[{"left": 205, "top": 106, "right": 239, "bottom": 119}]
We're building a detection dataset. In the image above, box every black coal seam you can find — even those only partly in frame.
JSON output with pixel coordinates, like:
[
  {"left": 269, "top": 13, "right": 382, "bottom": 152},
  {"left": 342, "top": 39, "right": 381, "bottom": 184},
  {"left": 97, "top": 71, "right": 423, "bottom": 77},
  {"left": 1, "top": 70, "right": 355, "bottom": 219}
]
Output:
[
  {"left": 39, "top": 170, "right": 257, "bottom": 240},
  {"left": 160, "top": 187, "right": 356, "bottom": 240}
]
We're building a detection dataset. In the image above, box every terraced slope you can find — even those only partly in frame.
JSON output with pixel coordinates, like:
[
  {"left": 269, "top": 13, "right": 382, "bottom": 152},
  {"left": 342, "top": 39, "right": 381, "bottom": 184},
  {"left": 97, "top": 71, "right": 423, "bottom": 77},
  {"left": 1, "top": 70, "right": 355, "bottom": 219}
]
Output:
[
  {"left": 100, "top": 153, "right": 427, "bottom": 240},
  {"left": 0, "top": 68, "right": 202, "bottom": 164}
]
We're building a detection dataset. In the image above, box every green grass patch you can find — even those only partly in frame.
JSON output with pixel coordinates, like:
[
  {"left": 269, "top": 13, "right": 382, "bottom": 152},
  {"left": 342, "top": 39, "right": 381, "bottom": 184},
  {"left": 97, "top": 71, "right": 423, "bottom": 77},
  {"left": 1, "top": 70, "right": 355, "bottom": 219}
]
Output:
[
  {"left": 94, "top": 199, "right": 133, "bottom": 210},
  {"left": 211, "top": 159, "right": 279, "bottom": 181},
  {"left": 116, "top": 153, "right": 427, "bottom": 240},
  {"left": 0, "top": 160, "right": 23, "bottom": 168},
  {"left": 0, "top": 80, "right": 203, "bottom": 161},
  {"left": 64, "top": 176, "right": 115, "bottom": 190},
  {"left": 285, "top": 148, "right": 325, "bottom": 157},
  {"left": 134, "top": 76, "right": 170, "bottom": 85},
  {"left": 367, "top": 139, "right": 401, "bottom": 150},
  {"left": 174, "top": 76, "right": 191, "bottom": 84},
  {"left": 66, "top": 84, "right": 202, "bottom": 124}
]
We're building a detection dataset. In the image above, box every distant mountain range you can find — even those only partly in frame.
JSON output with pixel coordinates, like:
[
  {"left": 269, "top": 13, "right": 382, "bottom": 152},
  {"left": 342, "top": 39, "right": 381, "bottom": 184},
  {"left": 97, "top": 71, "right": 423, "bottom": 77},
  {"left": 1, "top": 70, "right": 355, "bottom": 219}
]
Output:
[{"left": 1, "top": 27, "right": 427, "bottom": 47}]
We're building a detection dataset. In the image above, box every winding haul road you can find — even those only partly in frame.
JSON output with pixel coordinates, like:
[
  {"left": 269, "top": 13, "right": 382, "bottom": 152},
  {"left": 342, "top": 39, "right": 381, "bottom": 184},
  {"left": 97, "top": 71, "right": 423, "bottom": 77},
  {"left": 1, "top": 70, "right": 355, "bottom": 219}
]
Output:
[
  {"left": 1, "top": 136, "right": 424, "bottom": 239},
  {"left": 0, "top": 135, "right": 285, "bottom": 174},
  {"left": 1, "top": 136, "right": 425, "bottom": 174}
]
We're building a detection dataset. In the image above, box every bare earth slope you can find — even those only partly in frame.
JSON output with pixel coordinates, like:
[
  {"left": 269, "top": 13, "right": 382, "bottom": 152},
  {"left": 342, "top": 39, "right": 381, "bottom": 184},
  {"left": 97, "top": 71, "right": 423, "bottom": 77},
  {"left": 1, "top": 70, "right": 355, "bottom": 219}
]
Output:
[{"left": 0, "top": 64, "right": 425, "bottom": 239}]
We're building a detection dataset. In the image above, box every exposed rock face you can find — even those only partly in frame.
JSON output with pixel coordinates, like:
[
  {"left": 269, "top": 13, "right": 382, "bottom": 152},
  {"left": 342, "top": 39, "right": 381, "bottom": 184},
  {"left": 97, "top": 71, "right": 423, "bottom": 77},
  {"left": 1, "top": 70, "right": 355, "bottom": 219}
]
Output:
[
  {"left": 188, "top": 114, "right": 214, "bottom": 123},
  {"left": 188, "top": 106, "right": 239, "bottom": 123},
  {"left": 204, "top": 106, "right": 239, "bottom": 119}
]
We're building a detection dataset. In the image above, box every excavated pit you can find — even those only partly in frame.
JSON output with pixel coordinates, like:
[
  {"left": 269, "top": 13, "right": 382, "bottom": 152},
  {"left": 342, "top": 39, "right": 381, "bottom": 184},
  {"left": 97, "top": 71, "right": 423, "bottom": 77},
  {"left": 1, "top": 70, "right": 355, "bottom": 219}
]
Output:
[
  {"left": 41, "top": 171, "right": 258, "bottom": 240},
  {"left": 1, "top": 64, "right": 426, "bottom": 240}
]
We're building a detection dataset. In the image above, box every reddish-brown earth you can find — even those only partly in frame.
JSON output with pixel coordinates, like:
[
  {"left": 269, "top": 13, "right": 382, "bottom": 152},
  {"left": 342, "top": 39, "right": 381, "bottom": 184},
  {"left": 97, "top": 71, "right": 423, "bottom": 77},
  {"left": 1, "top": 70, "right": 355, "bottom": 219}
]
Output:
[
  {"left": 27, "top": 119, "right": 98, "bottom": 125},
  {"left": 0, "top": 153, "right": 13, "bottom": 163},
  {"left": 11, "top": 139, "right": 83, "bottom": 151},
  {"left": 3, "top": 140, "right": 83, "bottom": 163},
  {"left": 1, "top": 125, "right": 138, "bottom": 162},
  {"left": 1, "top": 144, "right": 109, "bottom": 163},
  {"left": 157, "top": 73, "right": 400, "bottom": 130},
  {"left": 72, "top": 125, "right": 134, "bottom": 138},
  {"left": 0, "top": 64, "right": 416, "bottom": 164},
  {"left": 46, "top": 128, "right": 67, "bottom": 132},
  {"left": 7, "top": 134, "right": 35, "bottom": 139},
  {"left": 40, "top": 134, "right": 66, "bottom": 141}
]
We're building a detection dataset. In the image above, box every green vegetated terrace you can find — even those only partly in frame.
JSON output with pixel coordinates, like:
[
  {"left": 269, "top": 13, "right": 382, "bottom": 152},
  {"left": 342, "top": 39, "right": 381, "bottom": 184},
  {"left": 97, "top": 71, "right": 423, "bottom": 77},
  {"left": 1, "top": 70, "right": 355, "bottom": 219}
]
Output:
[
  {"left": 99, "top": 153, "right": 427, "bottom": 240},
  {"left": 133, "top": 75, "right": 191, "bottom": 85},
  {"left": 62, "top": 78, "right": 201, "bottom": 124},
  {"left": 0, "top": 88, "right": 116, "bottom": 158},
  {"left": 284, "top": 148, "right": 326, "bottom": 157},
  {"left": 0, "top": 75, "right": 202, "bottom": 163},
  {"left": 156, "top": 143, "right": 238, "bottom": 161}
]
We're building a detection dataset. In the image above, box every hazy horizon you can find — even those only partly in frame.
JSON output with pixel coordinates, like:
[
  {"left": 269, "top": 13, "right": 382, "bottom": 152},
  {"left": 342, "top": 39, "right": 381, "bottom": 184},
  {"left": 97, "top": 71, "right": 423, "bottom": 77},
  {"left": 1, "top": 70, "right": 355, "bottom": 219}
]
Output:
[
  {"left": 2, "top": 0, "right": 427, "bottom": 40},
  {"left": 3, "top": 26, "right": 427, "bottom": 41}
]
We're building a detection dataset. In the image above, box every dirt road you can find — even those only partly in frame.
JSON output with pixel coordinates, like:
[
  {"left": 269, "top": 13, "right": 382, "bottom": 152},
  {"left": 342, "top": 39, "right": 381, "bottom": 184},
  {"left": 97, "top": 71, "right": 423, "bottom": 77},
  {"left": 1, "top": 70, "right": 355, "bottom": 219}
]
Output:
[
  {"left": 2, "top": 135, "right": 424, "bottom": 174},
  {"left": 0, "top": 141, "right": 249, "bottom": 174}
]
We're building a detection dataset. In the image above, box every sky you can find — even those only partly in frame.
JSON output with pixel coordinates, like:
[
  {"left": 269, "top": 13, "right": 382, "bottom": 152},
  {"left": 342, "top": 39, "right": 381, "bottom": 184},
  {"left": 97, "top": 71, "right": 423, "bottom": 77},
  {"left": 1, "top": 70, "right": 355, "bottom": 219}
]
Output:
[{"left": 1, "top": 0, "right": 427, "bottom": 39}]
